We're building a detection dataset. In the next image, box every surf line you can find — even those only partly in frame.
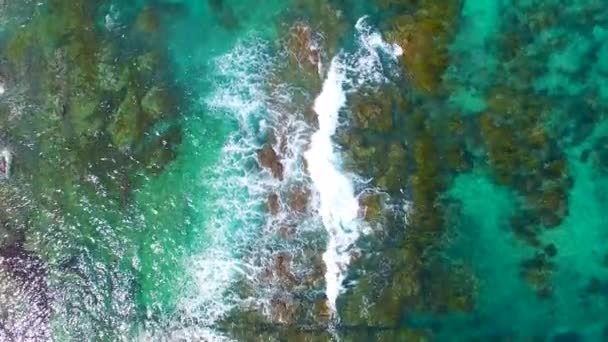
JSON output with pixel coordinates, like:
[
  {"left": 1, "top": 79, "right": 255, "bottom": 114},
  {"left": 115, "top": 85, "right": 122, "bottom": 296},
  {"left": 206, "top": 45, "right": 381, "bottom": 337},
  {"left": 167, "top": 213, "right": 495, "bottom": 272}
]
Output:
[
  {"left": 304, "top": 56, "right": 358, "bottom": 314},
  {"left": 304, "top": 16, "right": 403, "bottom": 316}
]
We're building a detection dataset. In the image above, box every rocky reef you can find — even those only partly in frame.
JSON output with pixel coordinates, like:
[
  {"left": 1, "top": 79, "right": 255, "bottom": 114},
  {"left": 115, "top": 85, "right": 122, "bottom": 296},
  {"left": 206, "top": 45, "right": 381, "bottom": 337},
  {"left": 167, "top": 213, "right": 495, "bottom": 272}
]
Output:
[
  {"left": 326, "top": 0, "right": 596, "bottom": 339},
  {"left": 0, "top": 1, "right": 182, "bottom": 338},
  {"left": 386, "top": 1, "right": 460, "bottom": 93},
  {"left": 337, "top": 0, "right": 608, "bottom": 340},
  {"left": 1, "top": 0, "right": 606, "bottom": 340},
  {"left": 332, "top": 2, "right": 479, "bottom": 338}
]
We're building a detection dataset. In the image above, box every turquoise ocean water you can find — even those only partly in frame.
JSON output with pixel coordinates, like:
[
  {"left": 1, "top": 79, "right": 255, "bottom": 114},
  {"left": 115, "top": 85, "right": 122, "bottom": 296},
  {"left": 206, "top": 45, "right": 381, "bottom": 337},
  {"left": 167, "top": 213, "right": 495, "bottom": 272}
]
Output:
[{"left": 1, "top": 0, "right": 608, "bottom": 341}]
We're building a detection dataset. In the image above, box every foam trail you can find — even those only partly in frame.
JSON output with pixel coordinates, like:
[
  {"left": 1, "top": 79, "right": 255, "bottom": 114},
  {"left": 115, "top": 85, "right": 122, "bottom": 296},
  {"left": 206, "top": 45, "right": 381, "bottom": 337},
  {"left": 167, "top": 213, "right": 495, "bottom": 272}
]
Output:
[
  {"left": 305, "top": 58, "right": 359, "bottom": 312},
  {"left": 305, "top": 17, "right": 402, "bottom": 314},
  {"left": 159, "top": 39, "right": 277, "bottom": 341},
  {"left": 168, "top": 36, "right": 315, "bottom": 338}
]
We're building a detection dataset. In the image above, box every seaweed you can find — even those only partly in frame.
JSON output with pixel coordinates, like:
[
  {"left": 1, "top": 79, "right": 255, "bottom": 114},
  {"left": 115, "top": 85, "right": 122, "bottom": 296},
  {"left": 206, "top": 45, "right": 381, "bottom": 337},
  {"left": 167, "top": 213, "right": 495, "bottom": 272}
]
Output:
[{"left": 386, "top": 1, "right": 460, "bottom": 93}]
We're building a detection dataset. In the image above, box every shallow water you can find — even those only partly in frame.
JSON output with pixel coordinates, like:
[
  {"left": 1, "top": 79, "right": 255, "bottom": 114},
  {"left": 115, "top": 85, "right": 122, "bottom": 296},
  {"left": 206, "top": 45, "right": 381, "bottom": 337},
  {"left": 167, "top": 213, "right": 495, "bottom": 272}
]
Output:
[{"left": 1, "top": 0, "right": 608, "bottom": 341}]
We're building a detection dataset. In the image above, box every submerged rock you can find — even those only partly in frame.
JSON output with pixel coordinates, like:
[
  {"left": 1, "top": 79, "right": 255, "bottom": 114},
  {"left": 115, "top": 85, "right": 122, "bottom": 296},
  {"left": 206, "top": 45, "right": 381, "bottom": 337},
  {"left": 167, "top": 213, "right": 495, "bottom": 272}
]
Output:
[
  {"left": 277, "top": 225, "right": 298, "bottom": 241},
  {"left": 0, "top": 243, "right": 46, "bottom": 293},
  {"left": 108, "top": 89, "right": 142, "bottom": 151},
  {"left": 208, "top": 0, "right": 239, "bottom": 30},
  {"left": 552, "top": 331, "right": 583, "bottom": 342},
  {"left": 350, "top": 96, "right": 394, "bottom": 132},
  {"left": 267, "top": 193, "right": 280, "bottom": 215},
  {"left": 287, "top": 186, "right": 309, "bottom": 213},
  {"left": 0, "top": 241, "right": 49, "bottom": 340},
  {"left": 141, "top": 86, "right": 172, "bottom": 120},
  {"left": 520, "top": 253, "right": 555, "bottom": 298},
  {"left": 97, "top": 47, "right": 128, "bottom": 92},
  {"left": 0, "top": 149, "right": 11, "bottom": 180},
  {"left": 0, "top": 3, "right": 184, "bottom": 337},
  {"left": 135, "top": 6, "right": 161, "bottom": 33},
  {"left": 387, "top": 2, "right": 460, "bottom": 93}
]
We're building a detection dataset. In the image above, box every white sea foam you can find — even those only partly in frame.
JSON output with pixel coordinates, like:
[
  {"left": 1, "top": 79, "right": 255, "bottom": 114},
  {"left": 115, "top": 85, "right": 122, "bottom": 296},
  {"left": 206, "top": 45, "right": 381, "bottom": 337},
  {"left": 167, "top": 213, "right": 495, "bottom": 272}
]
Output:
[
  {"left": 167, "top": 17, "right": 401, "bottom": 338},
  {"left": 304, "top": 17, "right": 402, "bottom": 313},
  {"left": 161, "top": 40, "right": 276, "bottom": 341},
  {"left": 355, "top": 17, "right": 403, "bottom": 58},
  {"left": 305, "top": 57, "right": 358, "bottom": 312},
  {"left": 345, "top": 17, "right": 403, "bottom": 86},
  {"left": 170, "top": 37, "right": 315, "bottom": 339}
]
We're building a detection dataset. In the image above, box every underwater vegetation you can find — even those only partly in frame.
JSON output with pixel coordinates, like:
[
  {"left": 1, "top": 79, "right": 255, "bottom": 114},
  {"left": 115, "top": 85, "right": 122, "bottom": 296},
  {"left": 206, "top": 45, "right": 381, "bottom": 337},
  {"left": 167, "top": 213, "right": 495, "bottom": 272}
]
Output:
[
  {"left": 2, "top": 0, "right": 181, "bottom": 208},
  {"left": 386, "top": 1, "right": 460, "bottom": 94},
  {"left": 334, "top": 0, "right": 608, "bottom": 340},
  {"left": 0, "top": 0, "right": 183, "bottom": 338}
]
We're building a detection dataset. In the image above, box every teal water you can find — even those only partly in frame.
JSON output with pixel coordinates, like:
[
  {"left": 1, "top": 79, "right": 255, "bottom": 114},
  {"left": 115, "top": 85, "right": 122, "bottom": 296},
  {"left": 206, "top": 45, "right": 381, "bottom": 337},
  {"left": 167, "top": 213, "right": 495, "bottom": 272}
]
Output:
[{"left": 1, "top": 0, "right": 608, "bottom": 341}]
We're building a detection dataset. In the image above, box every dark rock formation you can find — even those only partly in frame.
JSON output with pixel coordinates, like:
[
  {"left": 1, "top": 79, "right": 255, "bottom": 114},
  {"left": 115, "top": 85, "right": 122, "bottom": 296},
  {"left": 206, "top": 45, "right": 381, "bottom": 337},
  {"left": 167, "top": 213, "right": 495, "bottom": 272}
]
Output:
[{"left": 257, "top": 144, "right": 284, "bottom": 180}]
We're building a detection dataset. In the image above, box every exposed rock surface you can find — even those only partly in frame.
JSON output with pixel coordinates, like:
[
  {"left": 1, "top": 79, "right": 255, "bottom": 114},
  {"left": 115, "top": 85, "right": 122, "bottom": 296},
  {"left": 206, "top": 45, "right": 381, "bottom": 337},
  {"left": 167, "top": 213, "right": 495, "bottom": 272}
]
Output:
[{"left": 257, "top": 144, "right": 284, "bottom": 180}]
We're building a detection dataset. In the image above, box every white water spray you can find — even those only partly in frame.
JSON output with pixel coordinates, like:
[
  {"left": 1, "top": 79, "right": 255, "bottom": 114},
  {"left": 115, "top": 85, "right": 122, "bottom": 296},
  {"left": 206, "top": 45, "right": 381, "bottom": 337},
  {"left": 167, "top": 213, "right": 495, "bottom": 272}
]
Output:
[
  {"left": 167, "top": 18, "right": 401, "bottom": 339},
  {"left": 305, "top": 17, "right": 402, "bottom": 313},
  {"left": 304, "top": 58, "right": 357, "bottom": 313}
]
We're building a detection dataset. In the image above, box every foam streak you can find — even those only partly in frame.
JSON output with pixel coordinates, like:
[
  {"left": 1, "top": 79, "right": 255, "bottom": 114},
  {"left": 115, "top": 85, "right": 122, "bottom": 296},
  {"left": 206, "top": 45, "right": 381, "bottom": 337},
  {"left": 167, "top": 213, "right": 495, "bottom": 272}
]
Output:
[
  {"left": 304, "top": 58, "right": 360, "bottom": 313},
  {"left": 305, "top": 17, "right": 402, "bottom": 314}
]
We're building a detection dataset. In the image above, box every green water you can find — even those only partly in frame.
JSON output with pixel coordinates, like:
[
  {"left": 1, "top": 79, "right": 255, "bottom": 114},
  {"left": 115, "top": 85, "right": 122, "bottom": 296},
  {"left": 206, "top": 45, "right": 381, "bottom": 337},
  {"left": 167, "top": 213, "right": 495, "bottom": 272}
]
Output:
[{"left": 1, "top": 0, "right": 608, "bottom": 341}]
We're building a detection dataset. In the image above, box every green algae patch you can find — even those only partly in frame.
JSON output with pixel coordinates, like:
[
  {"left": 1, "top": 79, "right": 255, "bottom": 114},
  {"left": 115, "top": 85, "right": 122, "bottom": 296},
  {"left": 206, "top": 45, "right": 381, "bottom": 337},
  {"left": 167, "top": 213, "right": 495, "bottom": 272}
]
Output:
[
  {"left": 479, "top": 88, "right": 571, "bottom": 230},
  {"left": 541, "top": 124, "right": 608, "bottom": 308},
  {"left": 0, "top": 0, "right": 185, "bottom": 338},
  {"left": 109, "top": 89, "right": 143, "bottom": 150},
  {"left": 386, "top": 1, "right": 460, "bottom": 93},
  {"left": 351, "top": 95, "right": 394, "bottom": 132},
  {"left": 408, "top": 130, "right": 444, "bottom": 253},
  {"left": 340, "top": 85, "right": 410, "bottom": 194},
  {"left": 337, "top": 1, "right": 608, "bottom": 340},
  {"left": 5, "top": 0, "right": 608, "bottom": 340}
]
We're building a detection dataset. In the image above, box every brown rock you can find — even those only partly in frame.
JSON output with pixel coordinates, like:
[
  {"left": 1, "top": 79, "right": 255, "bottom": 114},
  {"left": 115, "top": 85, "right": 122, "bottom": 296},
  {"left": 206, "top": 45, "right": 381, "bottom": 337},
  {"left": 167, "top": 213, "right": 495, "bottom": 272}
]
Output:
[
  {"left": 316, "top": 298, "right": 332, "bottom": 320},
  {"left": 278, "top": 225, "right": 296, "bottom": 239},
  {"left": 267, "top": 193, "right": 280, "bottom": 215},
  {"left": 303, "top": 254, "right": 326, "bottom": 287},
  {"left": 349, "top": 249, "right": 362, "bottom": 263},
  {"left": 358, "top": 192, "right": 384, "bottom": 222},
  {"left": 278, "top": 133, "right": 289, "bottom": 155},
  {"left": 305, "top": 107, "right": 319, "bottom": 128},
  {"left": 270, "top": 296, "right": 296, "bottom": 324},
  {"left": 287, "top": 23, "right": 321, "bottom": 72},
  {"left": 288, "top": 187, "right": 309, "bottom": 213},
  {"left": 274, "top": 251, "right": 297, "bottom": 284},
  {"left": 257, "top": 144, "right": 284, "bottom": 180}
]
